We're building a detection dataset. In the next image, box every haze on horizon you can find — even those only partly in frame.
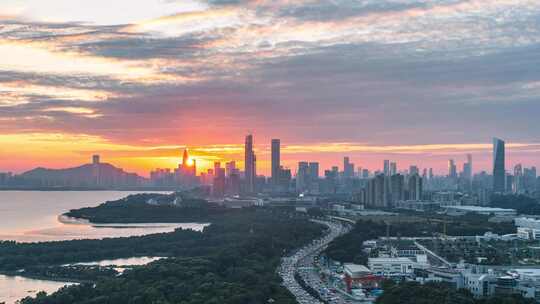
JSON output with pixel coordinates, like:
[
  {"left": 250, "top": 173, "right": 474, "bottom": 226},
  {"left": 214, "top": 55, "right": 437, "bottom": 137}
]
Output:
[{"left": 0, "top": 0, "right": 539, "bottom": 176}]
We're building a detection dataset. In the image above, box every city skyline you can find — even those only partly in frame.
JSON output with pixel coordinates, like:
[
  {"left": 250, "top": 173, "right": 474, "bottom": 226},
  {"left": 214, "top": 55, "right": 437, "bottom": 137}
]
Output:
[
  {"left": 2, "top": 135, "right": 538, "bottom": 179},
  {"left": 1, "top": 1, "right": 540, "bottom": 177}
]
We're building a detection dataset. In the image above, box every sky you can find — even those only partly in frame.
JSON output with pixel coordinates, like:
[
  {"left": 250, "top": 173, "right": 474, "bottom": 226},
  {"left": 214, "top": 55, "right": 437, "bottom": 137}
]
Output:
[{"left": 0, "top": 0, "right": 539, "bottom": 176}]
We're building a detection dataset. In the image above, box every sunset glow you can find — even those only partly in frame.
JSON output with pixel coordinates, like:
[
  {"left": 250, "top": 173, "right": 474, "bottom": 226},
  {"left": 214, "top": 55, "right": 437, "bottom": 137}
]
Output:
[{"left": 0, "top": 0, "right": 539, "bottom": 176}]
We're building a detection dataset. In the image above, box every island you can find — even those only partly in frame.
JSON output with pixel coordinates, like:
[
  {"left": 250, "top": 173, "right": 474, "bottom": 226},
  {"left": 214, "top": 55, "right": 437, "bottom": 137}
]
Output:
[{"left": 63, "top": 192, "right": 230, "bottom": 224}]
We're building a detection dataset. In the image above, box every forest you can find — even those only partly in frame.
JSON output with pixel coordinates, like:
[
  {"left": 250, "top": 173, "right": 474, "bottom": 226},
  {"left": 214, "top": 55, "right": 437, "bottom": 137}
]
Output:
[
  {"left": 0, "top": 208, "right": 324, "bottom": 304},
  {"left": 64, "top": 192, "right": 231, "bottom": 223}
]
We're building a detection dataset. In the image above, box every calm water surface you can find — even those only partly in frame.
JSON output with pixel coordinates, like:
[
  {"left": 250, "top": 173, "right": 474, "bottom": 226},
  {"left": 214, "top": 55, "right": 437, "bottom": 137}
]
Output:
[
  {"left": 0, "top": 275, "right": 75, "bottom": 304},
  {"left": 0, "top": 191, "right": 210, "bottom": 303},
  {"left": 0, "top": 191, "right": 209, "bottom": 242}
]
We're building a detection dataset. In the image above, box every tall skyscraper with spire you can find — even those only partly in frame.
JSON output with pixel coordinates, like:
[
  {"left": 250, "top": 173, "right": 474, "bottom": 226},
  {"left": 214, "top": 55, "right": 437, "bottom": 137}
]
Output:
[
  {"left": 244, "top": 134, "right": 256, "bottom": 193},
  {"left": 271, "top": 139, "right": 280, "bottom": 185},
  {"left": 493, "top": 137, "right": 506, "bottom": 193}
]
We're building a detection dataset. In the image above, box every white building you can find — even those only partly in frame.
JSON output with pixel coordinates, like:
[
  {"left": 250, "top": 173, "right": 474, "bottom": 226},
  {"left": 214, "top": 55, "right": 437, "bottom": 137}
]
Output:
[
  {"left": 515, "top": 217, "right": 540, "bottom": 240},
  {"left": 461, "top": 272, "right": 496, "bottom": 298},
  {"left": 368, "top": 257, "right": 415, "bottom": 275},
  {"left": 344, "top": 263, "right": 372, "bottom": 279}
]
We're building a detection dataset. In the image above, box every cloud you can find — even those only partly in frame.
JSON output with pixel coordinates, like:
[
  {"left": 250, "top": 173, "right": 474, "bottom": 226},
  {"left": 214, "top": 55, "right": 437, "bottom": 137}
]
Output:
[{"left": 0, "top": 0, "right": 540, "bottom": 173}]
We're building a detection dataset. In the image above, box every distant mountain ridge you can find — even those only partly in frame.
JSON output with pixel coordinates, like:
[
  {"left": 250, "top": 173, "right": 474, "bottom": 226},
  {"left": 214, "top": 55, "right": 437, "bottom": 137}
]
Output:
[{"left": 18, "top": 162, "right": 146, "bottom": 187}]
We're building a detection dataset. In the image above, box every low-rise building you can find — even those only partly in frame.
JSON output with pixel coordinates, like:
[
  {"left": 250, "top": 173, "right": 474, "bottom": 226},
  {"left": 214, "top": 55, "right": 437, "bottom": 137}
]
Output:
[
  {"left": 368, "top": 257, "right": 416, "bottom": 275},
  {"left": 343, "top": 263, "right": 382, "bottom": 292},
  {"left": 444, "top": 205, "right": 516, "bottom": 217},
  {"left": 515, "top": 217, "right": 540, "bottom": 240},
  {"left": 395, "top": 200, "right": 441, "bottom": 212}
]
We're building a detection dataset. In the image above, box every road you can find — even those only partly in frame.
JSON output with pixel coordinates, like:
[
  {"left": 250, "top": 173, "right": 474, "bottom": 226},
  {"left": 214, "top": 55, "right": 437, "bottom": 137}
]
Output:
[{"left": 278, "top": 219, "right": 353, "bottom": 304}]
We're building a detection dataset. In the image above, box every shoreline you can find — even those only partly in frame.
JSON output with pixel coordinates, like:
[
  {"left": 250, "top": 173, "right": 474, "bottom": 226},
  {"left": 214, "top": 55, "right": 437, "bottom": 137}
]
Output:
[
  {"left": 0, "top": 271, "right": 83, "bottom": 284},
  {"left": 58, "top": 214, "right": 210, "bottom": 228},
  {"left": 0, "top": 187, "right": 178, "bottom": 192}
]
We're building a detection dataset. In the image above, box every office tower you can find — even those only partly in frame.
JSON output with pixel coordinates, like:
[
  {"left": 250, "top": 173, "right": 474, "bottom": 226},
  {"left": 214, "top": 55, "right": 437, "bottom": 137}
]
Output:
[
  {"left": 390, "top": 162, "right": 397, "bottom": 176},
  {"left": 493, "top": 138, "right": 506, "bottom": 193},
  {"left": 308, "top": 162, "right": 319, "bottom": 180},
  {"left": 227, "top": 171, "right": 241, "bottom": 196},
  {"left": 506, "top": 173, "right": 514, "bottom": 193},
  {"left": 225, "top": 161, "right": 236, "bottom": 177},
  {"left": 183, "top": 149, "right": 189, "bottom": 167},
  {"left": 429, "top": 168, "right": 434, "bottom": 180},
  {"left": 409, "top": 165, "right": 419, "bottom": 176},
  {"left": 390, "top": 174, "right": 405, "bottom": 203},
  {"left": 373, "top": 174, "right": 386, "bottom": 207},
  {"left": 514, "top": 164, "right": 523, "bottom": 194},
  {"left": 244, "top": 134, "right": 256, "bottom": 193},
  {"left": 524, "top": 167, "right": 537, "bottom": 193},
  {"left": 271, "top": 139, "right": 280, "bottom": 185},
  {"left": 279, "top": 167, "right": 292, "bottom": 189},
  {"left": 175, "top": 149, "right": 197, "bottom": 187},
  {"left": 296, "top": 162, "right": 310, "bottom": 193},
  {"left": 463, "top": 157, "right": 472, "bottom": 180},
  {"left": 362, "top": 169, "right": 369, "bottom": 179},
  {"left": 448, "top": 159, "right": 457, "bottom": 179},
  {"left": 180, "top": 149, "right": 196, "bottom": 176},
  {"left": 344, "top": 157, "right": 354, "bottom": 178},
  {"left": 214, "top": 162, "right": 221, "bottom": 177},
  {"left": 213, "top": 167, "right": 226, "bottom": 197},
  {"left": 408, "top": 173, "right": 423, "bottom": 201},
  {"left": 466, "top": 154, "right": 473, "bottom": 179},
  {"left": 92, "top": 155, "right": 100, "bottom": 165},
  {"left": 461, "top": 154, "right": 473, "bottom": 192},
  {"left": 384, "top": 160, "right": 390, "bottom": 176}
]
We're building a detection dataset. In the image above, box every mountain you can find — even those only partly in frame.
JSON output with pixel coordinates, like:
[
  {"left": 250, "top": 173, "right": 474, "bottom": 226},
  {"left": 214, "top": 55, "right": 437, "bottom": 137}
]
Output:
[{"left": 18, "top": 162, "right": 146, "bottom": 188}]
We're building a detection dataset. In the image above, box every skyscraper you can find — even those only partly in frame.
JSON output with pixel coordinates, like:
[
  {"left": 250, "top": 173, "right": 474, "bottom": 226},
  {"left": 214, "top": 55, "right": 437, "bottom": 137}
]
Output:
[
  {"left": 390, "top": 174, "right": 405, "bottom": 203},
  {"left": 225, "top": 161, "right": 236, "bottom": 177},
  {"left": 461, "top": 154, "right": 473, "bottom": 192},
  {"left": 493, "top": 137, "right": 506, "bottom": 193},
  {"left": 296, "top": 161, "right": 310, "bottom": 193},
  {"left": 271, "top": 139, "right": 280, "bottom": 185},
  {"left": 344, "top": 157, "right": 354, "bottom": 178},
  {"left": 514, "top": 164, "right": 523, "bottom": 194},
  {"left": 384, "top": 160, "right": 390, "bottom": 176},
  {"left": 467, "top": 154, "right": 473, "bottom": 178},
  {"left": 308, "top": 162, "right": 319, "bottom": 180},
  {"left": 408, "top": 173, "right": 423, "bottom": 201},
  {"left": 390, "top": 162, "right": 397, "bottom": 176},
  {"left": 448, "top": 159, "right": 457, "bottom": 179},
  {"left": 244, "top": 134, "right": 256, "bottom": 193}
]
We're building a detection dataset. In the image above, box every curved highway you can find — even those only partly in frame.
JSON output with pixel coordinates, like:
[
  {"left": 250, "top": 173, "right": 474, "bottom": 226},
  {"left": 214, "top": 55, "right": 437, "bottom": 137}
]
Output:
[{"left": 278, "top": 219, "right": 352, "bottom": 304}]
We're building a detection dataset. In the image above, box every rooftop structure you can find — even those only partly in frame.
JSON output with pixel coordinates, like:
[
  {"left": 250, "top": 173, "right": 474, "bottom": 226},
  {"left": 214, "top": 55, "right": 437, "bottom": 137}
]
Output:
[
  {"left": 344, "top": 264, "right": 372, "bottom": 279},
  {"left": 444, "top": 205, "right": 516, "bottom": 217}
]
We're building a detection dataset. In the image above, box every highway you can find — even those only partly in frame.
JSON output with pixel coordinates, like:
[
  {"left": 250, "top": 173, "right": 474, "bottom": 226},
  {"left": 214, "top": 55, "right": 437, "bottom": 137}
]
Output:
[{"left": 278, "top": 219, "right": 353, "bottom": 304}]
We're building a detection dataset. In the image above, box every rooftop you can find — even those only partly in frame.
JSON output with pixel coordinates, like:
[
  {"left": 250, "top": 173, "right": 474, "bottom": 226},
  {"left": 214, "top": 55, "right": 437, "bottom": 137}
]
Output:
[
  {"left": 368, "top": 257, "right": 414, "bottom": 263},
  {"left": 446, "top": 205, "right": 516, "bottom": 212},
  {"left": 344, "top": 263, "right": 371, "bottom": 273}
]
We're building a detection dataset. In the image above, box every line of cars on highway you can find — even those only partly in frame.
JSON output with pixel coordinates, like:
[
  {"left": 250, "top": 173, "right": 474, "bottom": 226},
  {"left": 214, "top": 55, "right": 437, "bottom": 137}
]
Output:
[{"left": 279, "top": 219, "right": 355, "bottom": 304}]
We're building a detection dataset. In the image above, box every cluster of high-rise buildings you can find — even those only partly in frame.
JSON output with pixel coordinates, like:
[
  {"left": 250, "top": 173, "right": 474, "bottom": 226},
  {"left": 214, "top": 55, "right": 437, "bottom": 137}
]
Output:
[{"left": 1, "top": 136, "right": 538, "bottom": 198}]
